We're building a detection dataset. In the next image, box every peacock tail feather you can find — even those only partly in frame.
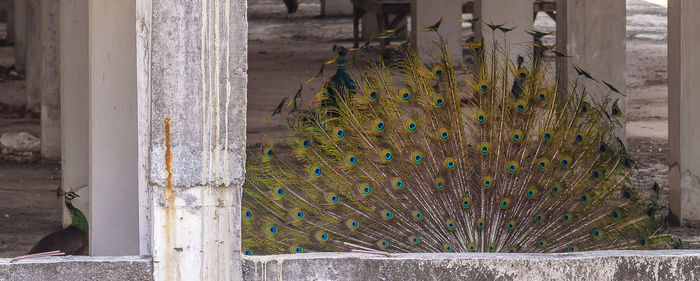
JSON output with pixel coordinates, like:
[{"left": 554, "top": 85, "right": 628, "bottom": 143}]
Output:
[{"left": 242, "top": 29, "right": 679, "bottom": 255}]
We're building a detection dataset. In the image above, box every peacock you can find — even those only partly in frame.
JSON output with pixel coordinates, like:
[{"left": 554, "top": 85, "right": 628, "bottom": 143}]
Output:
[
  {"left": 29, "top": 191, "right": 88, "bottom": 255},
  {"left": 282, "top": 0, "right": 301, "bottom": 19},
  {"left": 242, "top": 24, "right": 680, "bottom": 255}
]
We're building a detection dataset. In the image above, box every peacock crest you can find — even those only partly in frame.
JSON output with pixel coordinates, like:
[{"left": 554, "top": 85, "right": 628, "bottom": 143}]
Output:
[{"left": 242, "top": 24, "right": 679, "bottom": 255}]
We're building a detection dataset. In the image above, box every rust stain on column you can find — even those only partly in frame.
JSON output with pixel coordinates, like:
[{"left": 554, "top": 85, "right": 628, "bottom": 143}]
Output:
[{"left": 163, "top": 117, "right": 176, "bottom": 280}]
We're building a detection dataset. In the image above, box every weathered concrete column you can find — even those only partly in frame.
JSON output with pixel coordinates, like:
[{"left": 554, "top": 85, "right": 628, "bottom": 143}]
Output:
[
  {"left": 59, "top": 0, "right": 88, "bottom": 227},
  {"left": 361, "top": 13, "right": 406, "bottom": 40},
  {"left": 25, "top": 0, "right": 41, "bottom": 111},
  {"left": 13, "top": 0, "right": 26, "bottom": 71},
  {"left": 556, "top": 0, "right": 626, "bottom": 139},
  {"left": 411, "top": 0, "right": 462, "bottom": 64},
  {"left": 88, "top": 0, "right": 139, "bottom": 255},
  {"left": 5, "top": 0, "right": 14, "bottom": 43},
  {"left": 40, "top": 0, "right": 61, "bottom": 161},
  {"left": 321, "top": 0, "right": 353, "bottom": 17},
  {"left": 669, "top": 0, "right": 700, "bottom": 226},
  {"left": 137, "top": 0, "right": 247, "bottom": 279},
  {"left": 475, "top": 0, "right": 534, "bottom": 59}
]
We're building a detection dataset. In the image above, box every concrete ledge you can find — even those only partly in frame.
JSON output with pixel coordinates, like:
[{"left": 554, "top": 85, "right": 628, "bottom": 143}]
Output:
[
  {"left": 243, "top": 251, "right": 700, "bottom": 281},
  {"left": 0, "top": 256, "right": 152, "bottom": 281}
]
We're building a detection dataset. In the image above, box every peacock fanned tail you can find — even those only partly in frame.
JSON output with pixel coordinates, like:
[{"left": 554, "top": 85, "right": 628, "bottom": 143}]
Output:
[{"left": 242, "top": 35, "right": 680, "bottom": 255}]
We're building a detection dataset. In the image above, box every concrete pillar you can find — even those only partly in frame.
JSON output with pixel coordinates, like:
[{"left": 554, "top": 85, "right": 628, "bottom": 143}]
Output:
[
  {"left": 475, "top": 0, "right": 534, "bottom": 59},
  {"left": 40, "top": 0, "right": 61, "bottom": 161},
  {"left": 669, "top": 0, "right": 700, "bottom": 226},
  {"left": 5, "top": 0, "right": 14, "bottom": 43},
  {"left": 321, "top": 0, "right": 353, "bottom": 17},
  {"left": 88, "top": 0, "right": 138, "bottom": 255},
  {"left": 556, "top": 0, "right": 626, "bottom": 138},
  {"left": 137, "top": 0, "right": 247, "bottom": 279},
  {"left": 59, "top": 0, "right": 88, "bottom": 227},
  {"left": 25, "top": 0, "right": 41, "bottom": 111},
  {"left": 411, "top": 0, "right": 462, "bottom": 64},
  {"left": 13, "top": 0, "right": 26, "bottom": 71},
  {"left": 361, "top": 12, "right": 407, "bottom": 40}
]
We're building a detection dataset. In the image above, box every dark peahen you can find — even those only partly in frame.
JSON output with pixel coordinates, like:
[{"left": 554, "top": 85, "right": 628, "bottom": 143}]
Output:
[
  {"left": 29, "top": 191, "right": 88, "bottom": 255},
  {"left": 242, "top": 27, "right": 679, "bottom": 254}
]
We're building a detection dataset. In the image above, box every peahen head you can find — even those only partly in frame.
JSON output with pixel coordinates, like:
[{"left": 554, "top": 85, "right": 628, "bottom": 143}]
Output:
[
  {"left": 64, "top": 191, "right": 88, "bottom": 233},
  {"left": 65, "top": 191, "right": 79, "bottom": 203}
]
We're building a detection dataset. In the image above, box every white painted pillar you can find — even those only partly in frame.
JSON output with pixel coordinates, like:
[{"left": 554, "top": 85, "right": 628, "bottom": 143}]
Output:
[
  {"left": 40, "top": 0, "right": 61, "bottom": 161},
  {"left": 88, "top": 0, "right": 139, "bottom": 255},
  {"left": 25, "top": 0, "right": 41, "bottom": 111},
  {"left": 475, "top": 0, "right": 534, "bottom": 59},
  {"left": 59, "top": 0, "right": 88, "bottom": 227},
  {"left": 556, "top": 0, "right": 626, "bottom": 138},
  {"left": 13, "top": 0, "right": 26, "bottom": 71},
  {"left": 411, "top": 0, "right": 462, "bottom": 64},
  {"left": 137, "top": 0, "right": 247, "bottom": 279},
  {"left": 321, "top": 0, "right": 353, "bottom": 17},
  {"left": 669, "top": 0, "right": 700, "bottom": 226}
]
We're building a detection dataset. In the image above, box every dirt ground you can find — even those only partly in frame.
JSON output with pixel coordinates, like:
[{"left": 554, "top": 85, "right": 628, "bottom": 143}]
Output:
[{"left": 0, "top": 0, "right": 696, "bottom": 257}]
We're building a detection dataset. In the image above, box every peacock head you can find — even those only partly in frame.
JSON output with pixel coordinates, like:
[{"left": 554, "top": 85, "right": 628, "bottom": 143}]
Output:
[{"left": 65, "top": 191, "right": 80, "bottom": 203}]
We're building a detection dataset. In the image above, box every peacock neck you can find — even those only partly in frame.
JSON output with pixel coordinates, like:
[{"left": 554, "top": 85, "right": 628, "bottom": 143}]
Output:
[{"left": 66, "top": 201, "right": 89, "bottom": 233}]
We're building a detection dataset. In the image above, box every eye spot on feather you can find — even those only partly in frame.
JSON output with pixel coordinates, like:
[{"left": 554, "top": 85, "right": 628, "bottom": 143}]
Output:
[
  {"left": 438, "top": 128, "right": 450, "bottom": 140},
  {"left": 506, "top": 161, "right": 520, "bottom": 174},
  {"left": 409, "top": 236, "right": 421, "bottom": 245},
  {"left": 580, "top": 192, "right": 591, "bottom": 203},
  {"left": 243, "top": 208, "right": 253, "bottom": 221},
  {"left": 378, "top": 240, "right": 390, "bottom": 249},
  {"left": 550, "top": 182, "right": 563, "bottom": 196},
  {"left": 399, "top": 88, "right": 412, "bottom": 101},
  {"left": 611, "top": 208, "right": 623, "bottom": 220},
  {"left": 333, "top": 127, "right": 345, "bottom": 138},
  {"left": 382, "top": 209, "right": 394, "bottom": 220},
  {"left": 358, "top": 184, "right": 372, "bottom": 196},
  {"left": 507, "top": 247, "right": 516, "bottom": 253},
  {"left": 405, "top": 119, "right": 418, "bottom": 132},
  {"left": 381, "top": 149, "right": 394, "bottom": 162},
  {"left": 500, "top": 198, "right": 511, "bottom": 209},
  {"left": 517, "top": 68, "right": 529, "bottom": 79},
  {"left": 468, "top": 243, "right": 477, "bottom": 252},
  {"left": 315, "top": 231, "right": 329, "bottom": 242},
  {"left": 568, "top": 245, "right": 578, "bottom": 252},
  {"left": 575, "top": 134, "right": 584, "bottom": 143},
  {"left": 433, "top": 96, "right": 446, "bottom": 107},
  {"left": 264, "top": 148, "right": 273, "bottom": 158},
  {"left": 461, "top": 196, "right": 472, "bottom": 209},
  {"left": 537, "top": 158, "right": 549, "bottom": 170},
  {"left": 477, "top": 80, "right": 490, "bottom": 92},
  {"left": 432, "top": 65, "right": 445, "bottom": 78},
  {"left": 412, "top": 210, "right": 424, "bottom": 221},
  {"left": 443, "top": 244, "right": 454, "bottom": 252},
  {"left": 562, "top": 213, "right": 572, "bottom": 222},
  {"left": 592, "top": 229, "right": 601, "bottom": 239},
  {"left": 444, "top": 157, "right": 457, "bottom": 170},
  {"left": 244, "top": 249, "right": 252, "bottom": 255},
  {"left": 373, "top": 119, "right": 386, "bottom": 132},
  {"left": 273, "top": 186, "right": 286, "bottom": 199},
  {"left": 302, "top": 139, "right": 310, "bottom": 148},
  {"left": 536, "top": 239, "right": 547, "bottom": 248},
  {"left": 639, "top": 238, "right": 647, "bottom": 246},
  {"left": 326, "top": 193, "right": 339, "bottom": 205},
  {"left": 366, "top": 89, "right": 378, "bottom": 100},
  {"left": 482, "top": 176, "right": 493, "bottom": 188},
  {"left": 487, "top": 243, "right": 496, "bottom": 252},
  {"left": 446, "top": 219, "right": 457, "bottom": 230},
  {"left": 392, "top": 177, "right": 405, "bottom": 190},
  {"left": 435, "top": 178, "right": 446, "bottom": 191},
  {"left": 560, "top": 155, "right": 572, "bottom": 168},
  {"left": 476, "top": 218, "right": 486, "bottom": 229},
  {"left": 265, "top": 224, "right": 277, "bottom": 236},
  {"left": 525, "top": 186, "right": 538, "bottom": 199},
  {"left": 296, "top": 210, "right": 304, "bottom": 219},
  {"left": 479, "top": 142, "right": 491, "bottom": 154},
  {"left": 514, "top": 100, "right": 528, "bottom": 112},
  {"left": 535, "top": 212, "right": 546, "bottom": 223},
  {"left": 411, "top": 151, "right": 424, "bottom": 164},
  {"left": 292, "top": 246, "right": 303, "bottom": 253},
  {"left": 346, "top": 219, "right": 359, "bottom": 230},
  {"left": 543, "top": 131, "right": 553, "bottom": 141},
  {"left": 345, "top": 154, "right": 357, "bottom": 166},
  {"left": 506, "top": 219, "right": 516, "bottom": 230}
]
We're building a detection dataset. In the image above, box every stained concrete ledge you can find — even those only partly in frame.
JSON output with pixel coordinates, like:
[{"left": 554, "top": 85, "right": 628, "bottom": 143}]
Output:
[
  {"left": 0, "top": 256, "right": 152, "bottom": 281},
  {"left": 243, "top": 251, "right": 700, "bottom": 281}
]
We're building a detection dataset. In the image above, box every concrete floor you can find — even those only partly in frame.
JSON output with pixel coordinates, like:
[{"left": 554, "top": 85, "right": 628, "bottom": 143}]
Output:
[{"left": 0, "top": 0, "right": 696, "bottom": 257}]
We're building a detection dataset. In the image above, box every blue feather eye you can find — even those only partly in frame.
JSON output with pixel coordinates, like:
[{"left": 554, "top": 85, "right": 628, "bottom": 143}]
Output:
[
  {"left": 500, "top": 198, "right": 511, "bottom": 209},
  {"left": 550, "top": 182, "right": 563, "bottom": 195},
  {"left": 411, "top": 151, "right": 424, "bottom": 164},
  {"left": 382, "top": 209, "right": 394, "bottom": 220},
  {"left": 315, "top": 231, "right": 329, "bottom": 242},
  {"left": 273, "top": 186, "right": 286, "bottom": 199},
  {"left": 242, "top": 208, "right": 253, "bottom": 221},
  {"left": 525, "top": 186, "right": 538, "bottom": 199},
  {"left": 623, "top": 190, "right": 631, "bottom": 199},
  {"left": 562, "top": 213, "right": 572, "bottom": 222},
  {"left": 479, "top": 142, "right": 491, "bottom": 154},
  {"left": 435, "top": 178, "right": 446, "bottom": 191},
  {"left": 599, "top": 143, "right": 608, "bottom": 153},
  {"left": 302, "top": 139, "right": 310, "bottom": 148},
  {"left": 432, "top": 65, "right": 445, "bottom": 77},
  {"left": 611, "top": 208, "right": 623, "bottom": 219},
  {"left": 560, "top": 155, "right": 572, "bottom": 168},
  {"left": 438, "top": 128, "right": 450, "bottom": 140},
  {"left": 412, "top": 210, "right": 424, "bottom": 221},
  {"left": 535, "top": 212, "right": 546, "bottom": 223},
  {"left": 482, "top": 176, "right": 493, "bottom": 188},
  {"left": 346, "top": 219, "right": 359, "bottom": 230},
  {"left": 580, "top": 192, "right": 591, "bottom": 203},
  {"left": 580, "top": 102, "right": 590, "bottom": 113},
  {"left": 433, "top": 96, "right": 446, "bottom": 107},
  {"left": 366, "top": 89, "right": 378, "bottom": 100},
  {"left": 409, "top": 236, "right": 421, "bottom": 245},
  {"left": 505, "top": 219, "right": 516, "bottom": 230},
  {"left": 333, "top": 128, "right": 345, "bottom": 138},
  {"left": 445, "top": 219, "right": 457, "bottom": 231},
  {"left": 345, "top": 154, "right": 357, "bottom": 165},
  {"left": 517, "top": 68, "right": 529, "bottom": 79},
  {"left": 537, "top": 89, "right": 548, "bottom": 101},
  {"left": 290, "top": 246, "right": 303, "bottom": 254},
  {"left": 399, "top": 88, "right": 411, "bottom": 101},
  {"left": 295, "top": 210, "right": 304, "bottom": 219},
  {"left": 536, "top": 239, "right": 547, "bottom": 248},
  {"left": 506, "top": 161, "right": 520, "bottom": 174},
  {"left": 507, "top": 247, "right": 516, "bottom": 253},
  {"left": 477, "top": 80, "right": 490, "bottom": 92},
  {"left": 537, "top": 158, "right": 549, "bottom": 170},
  {"left": 475, "top": 110, "right": 487, "bottom": 123},
  {"left": 378, "top": 240, "right": 390, "bottom": 249},
  {"left": 542, "top": 130, "right": 553, "bottom": 141},
  {"left": 476, "top": 218, "right": 486, "bottom": 229},
  {"left": 326, "top": 193, "right": 339, "bottom": 205},
  {"left": 639, "top": 238, "right": 647, "bottom": 246},
  {"left": 514, "top": 99, "right": 528, "bottom": 112},
  {"left": 405, "top": 119, "right": 418, "bottom": 132},
  {"left": 358, "top": 184, "right": 372, "bottom": 196},
  {"left": 468, "top": 243, "right": 477, "bottom": 252},
  {"left": 310, "top": 166, "right": 322, "bottom": 177},
  {"left": 443, "top": 244, "right": 454, "bottom": 252},
  {"left": 264, "top": 224, "right": 277, "bottom": 236},
  {"left": 568, "top": 245, "right": 578, "bottom": 252},
  {"left": 575, "top": 134, "right": 584, "bottom": 143},
  {"left": 244, "top": 249, "right": 252, "bottom": 255},
  {"left": 461, "top": 196, "right": 472, "bottom": 209},
  {"left": 487, "top": 243, "right": 496, "bottom": 252},
  {"left": 391, "top": 177, "right": 404, "bottom": 190},
  {"left": 511, "top": 130, "right": 523, "bottom": 142},
  {"left": 591, "top": 168, "right": 603, "bottom": 179},
  {"left": 373, "top": 120, "right": 386, "bottom": 131},
  {"left": 444, "top": 157, "right": 456, "bottom": 169},
  {"left": 380, "top": 149, "right": 393, "bottom": 161},
  {"left": 264, "top": 148, "right": 273, "bottom": 158},
  {"left": 592, "top": 229, "right": 601, "bottom": 239}
]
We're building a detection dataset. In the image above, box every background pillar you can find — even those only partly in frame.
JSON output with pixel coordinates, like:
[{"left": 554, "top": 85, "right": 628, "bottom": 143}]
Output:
[
  {"left": 137, "top": 0, "right": 247, "bottom": 279},
  {"left": 40, "top": 0, "right": 61, "bottom": 161},
  {"left": 13, "top": 0, "right": 25, "bottom": 71},
  {"left": 411, "top": 0, "right": 462, "bottom": 64},
  {"left": 25, "top": 0, "right": 41, "bottom": 111},
  {"left": 321, "top": 0, "right": 353, "bottom": 17},
  {"left": 475, "top": 0, "right": 534, "bottom": 59},
  {"left": 88, "top": 0, "right": 139, "bottom": 255},
  {"left": 59, "top": 0, "right": 89, "bottom": 227},
  {"left": 669, "top": 0, "right": 700, "bottom": 226}
]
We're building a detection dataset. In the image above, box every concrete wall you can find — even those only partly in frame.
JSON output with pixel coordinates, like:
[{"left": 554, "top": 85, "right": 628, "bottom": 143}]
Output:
[
  {"left": 137, "top": 0, "right": 248, "bottom": 279},
  {"left": 25, "top": 0, "right": 40, "bottom": 110},
  {"left": 669, "top": 0, "right": 700, "bottom": 226},
  {"left": 476, "top": 0, "right": 534, "bottom": 60},
  {"left": 244, "top": 251, "right": 700, "bottom": 281},
  {"left": 88, "top": 0, "right": 139, "bottom": 255},
  {"left": 321, "top": 0, "right": 353, "bottom": 17},
  {"left": 0, "top": 256, "right": 152, "bottom": 281},
  {"left": 59, "top": 0, "right": 89, "bottom": 227},
  {"left": 40, "top": 0, "right": 61, "bottom": 161}
]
